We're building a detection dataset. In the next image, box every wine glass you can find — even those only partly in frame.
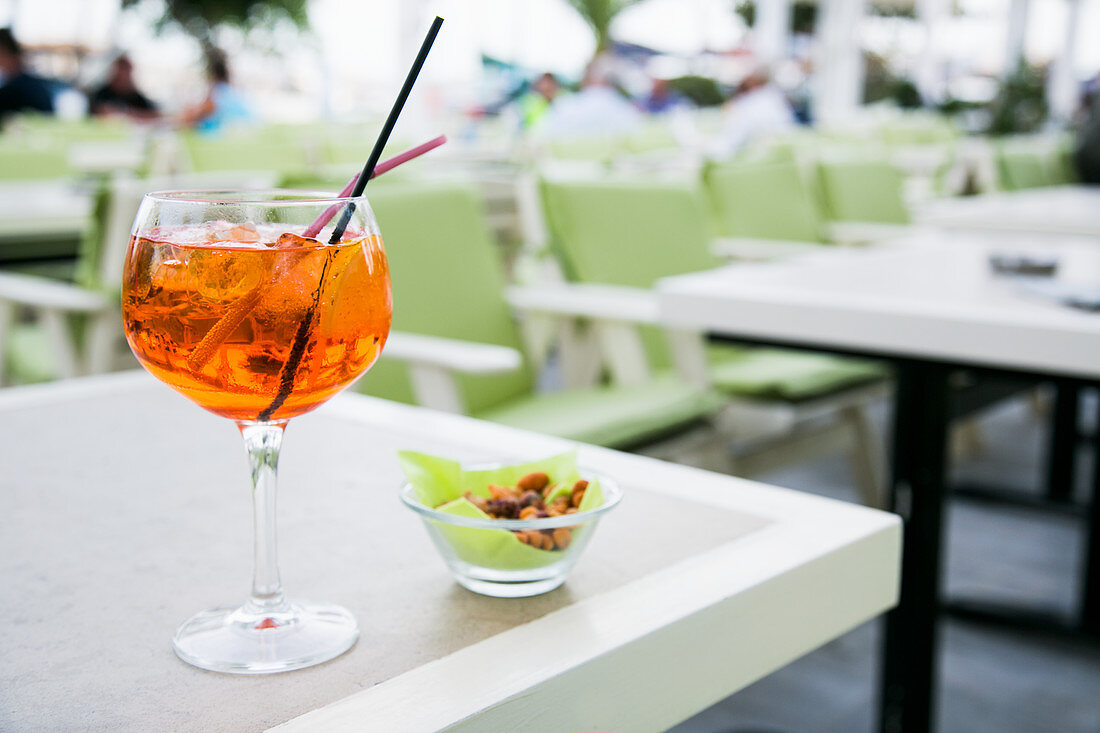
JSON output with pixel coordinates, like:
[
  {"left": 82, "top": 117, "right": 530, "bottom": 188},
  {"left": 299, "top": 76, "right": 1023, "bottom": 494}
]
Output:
[{"left": 121, "top": 190, "right": 391, "bottom": 673}]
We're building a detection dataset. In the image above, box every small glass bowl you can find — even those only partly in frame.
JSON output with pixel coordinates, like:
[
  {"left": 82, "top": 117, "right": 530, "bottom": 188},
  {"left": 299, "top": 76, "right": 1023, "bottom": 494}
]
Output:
[{"left": 399, "top": 473, "right": 622, "bottom": 597}]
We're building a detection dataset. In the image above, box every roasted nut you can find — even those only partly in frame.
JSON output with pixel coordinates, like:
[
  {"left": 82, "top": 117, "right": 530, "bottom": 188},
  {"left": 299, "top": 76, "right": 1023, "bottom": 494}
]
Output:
[
  {"left": 538, "top": 532, "right": 556, "bottom": 551},
  {"left": 464, "top": 491, "right": 489, "bottom": 512},
  {"left": 570, "top": 489, "right": 585, "bottom": 508},
  {"left": 518, "top": 505, "right": 538, "bottom": 520},
  {"left": 552, "top": 528, "right": 572, "bottom": 549},
  {"left": 488, "top": 484, "right": 511, "bottom": 499},
  {"left": 514, "top": 530, "right": 533, "bottom": 545},
  {"left": 519, "top": 490, "right": 541, "bottom": 507},
  {"left": 486, "top": 497, "right": 520, "bottom": 519},
  {"left": 517, "top": 472, "right": 550, "bottom": 492}
]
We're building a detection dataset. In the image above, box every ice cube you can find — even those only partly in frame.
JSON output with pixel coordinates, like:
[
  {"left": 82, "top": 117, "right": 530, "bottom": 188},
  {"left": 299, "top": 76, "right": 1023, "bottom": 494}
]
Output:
[
  {"left": 275, "top": 232, "right": 318, "bottom": 249},
  {"left": 190, "top": 249, "right": 263, "bottom": 301},
  {"left": 228, "top": 223, "right": 261, "bottom": 244}
]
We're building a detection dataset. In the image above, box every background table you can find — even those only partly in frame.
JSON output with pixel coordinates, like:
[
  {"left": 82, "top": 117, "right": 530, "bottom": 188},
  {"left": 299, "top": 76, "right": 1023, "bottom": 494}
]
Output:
[
  {"left": 0, "top": 182, "right": 91, "bottom": 262},
  {"left": 916, "top": 186, "right": 1100, "bottom": 238},
  {"left": 0, "top": 372, "right": 899, "bottom": 732},
  {"left": 658, "top": 235, "right": 1100, "bottom": 733}
]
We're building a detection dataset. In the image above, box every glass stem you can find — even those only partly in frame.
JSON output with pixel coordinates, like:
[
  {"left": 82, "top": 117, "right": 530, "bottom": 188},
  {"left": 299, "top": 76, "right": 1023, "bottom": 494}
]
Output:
[{"left": 239, "top": 421, "right": 289, "bottom": 613}]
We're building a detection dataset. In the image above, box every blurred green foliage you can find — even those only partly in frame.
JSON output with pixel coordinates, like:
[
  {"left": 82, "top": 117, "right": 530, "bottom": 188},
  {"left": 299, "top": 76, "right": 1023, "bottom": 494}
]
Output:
[
  {"left": 121, "top": 0, "right": 308, "bottom": 40},
  {"left": 986, "top": 62, "right": 1049, "bottom": 136},
  {"left": 667, "top": 75, "right": 726, "bottom": 107},
  {"left": 734, "top": 1, "right": 819, "bottom": 34},
  {"left": 565, "top": 0, "right": 644, "bottom": 52},
  {"left": 863, "top": 52, "right": 922, "bottom": 108}
]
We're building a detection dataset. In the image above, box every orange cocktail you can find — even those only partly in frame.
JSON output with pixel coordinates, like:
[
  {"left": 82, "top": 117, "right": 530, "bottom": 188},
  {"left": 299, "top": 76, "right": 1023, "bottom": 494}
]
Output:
[{"left": 122, "top": 225, "right": 391, "bottom": 423}]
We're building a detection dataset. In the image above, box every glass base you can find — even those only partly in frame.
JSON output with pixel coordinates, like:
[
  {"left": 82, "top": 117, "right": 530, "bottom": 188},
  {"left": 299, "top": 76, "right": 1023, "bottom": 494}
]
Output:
[
  {"left": 454, "top": 574, "right": 566, "bottom": 598},
  {"left": 172, "top": 599, "right": 358, "bottom": 674}
]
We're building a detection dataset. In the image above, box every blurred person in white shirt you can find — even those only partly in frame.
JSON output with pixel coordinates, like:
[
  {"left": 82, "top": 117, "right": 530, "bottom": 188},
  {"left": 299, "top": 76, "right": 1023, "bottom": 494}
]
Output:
[
  {"left": 536, "top": 56, "right": 642, "bottom": 140},
  {"left": 709, "top": 69, "right": 796, "bottom": 159}
]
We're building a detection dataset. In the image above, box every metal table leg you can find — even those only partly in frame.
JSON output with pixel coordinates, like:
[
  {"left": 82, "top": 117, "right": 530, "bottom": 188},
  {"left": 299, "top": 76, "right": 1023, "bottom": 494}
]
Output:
[
  {"left": 1046, "top": 383, "right": 1079, "bottom": 503},
  {"left": 879, "top": 361, "right": 950, "bottom": 733},
  {"left": 1082, "top": 395, "right": 1100, "bottom": 636}
]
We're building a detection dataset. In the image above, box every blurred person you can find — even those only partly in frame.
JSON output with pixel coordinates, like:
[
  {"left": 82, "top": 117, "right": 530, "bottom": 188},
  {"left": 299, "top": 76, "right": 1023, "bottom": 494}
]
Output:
[
  {"left": 0, "top": 27, "right": 57, "bottom": 118},
  {"left": 709, "top": 69, "right": 796, "bottom": 159},
  {"left": 537, "top": 58, "right": 641, "bottom": 140},
  {"left": 1074, "top": 74, "right": 1100, "bottom": 184},
  {"left": 641, "top": 78, "right": 688, "bottom": 114},
  {"left": 180, "top": 49, "right": 254, "bottom": 133},
  {"left": 520, "top": 72, "right": 561, "bottom": 129},
  {"left": 88, "top": 55, "right": 158, "bottom": 120}
]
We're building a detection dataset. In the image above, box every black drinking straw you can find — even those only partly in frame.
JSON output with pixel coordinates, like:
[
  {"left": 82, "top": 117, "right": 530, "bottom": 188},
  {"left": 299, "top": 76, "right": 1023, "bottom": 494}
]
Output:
[
  {"left": 328, "top": 15, "right": 445, "bottom": 244},
  {"left": 257, "top": 16, "right": 444, "bottom": 421}
]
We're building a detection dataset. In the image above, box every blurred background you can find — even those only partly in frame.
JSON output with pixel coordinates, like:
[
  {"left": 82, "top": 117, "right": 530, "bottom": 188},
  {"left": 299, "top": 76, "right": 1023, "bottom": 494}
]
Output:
[
  {"left": 0, "top": 0, "right": 1098, "bottom": 132},
  {"left": 0, "top": 1, "right": 1098, "bottom": 732}
]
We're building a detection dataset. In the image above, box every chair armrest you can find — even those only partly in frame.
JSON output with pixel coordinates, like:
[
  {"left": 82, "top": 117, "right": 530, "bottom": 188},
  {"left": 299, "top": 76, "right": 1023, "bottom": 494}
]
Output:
[
  {"left": 505, "top": 283, "right": 660, "bottom": 324},
  {"left": 825, "top": 221, "right": 912, "bottom": 245},
  {"left": 711, "top": 236, "right": 826, "bottom": 261},
  {"left": 0, "top": 272, "right": 112, "bottom": 312},
  {"left": 380, "top": 331, "right": 522, "bottom": 375}
]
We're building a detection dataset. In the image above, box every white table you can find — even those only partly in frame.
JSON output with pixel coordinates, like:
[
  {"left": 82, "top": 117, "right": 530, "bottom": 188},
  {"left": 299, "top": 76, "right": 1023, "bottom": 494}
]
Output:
[
  {"left": 657, "top": 236, "right": 1100, "bottom": 733},
  {"left": 0, "top": 181, "right": 91, "bottom": 261},
  {"left": 916, "top": 186, "right": 1100, "bottom": 238},
  {"left": 0, "top": 372, "right": 900, "bottom": 733}
]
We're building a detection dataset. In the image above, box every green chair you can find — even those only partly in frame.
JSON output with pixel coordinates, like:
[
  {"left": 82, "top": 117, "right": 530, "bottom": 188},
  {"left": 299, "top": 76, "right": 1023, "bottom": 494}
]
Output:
[
  {"left": 355, "top": 181, "right": 723, "bottom": 451},
  {"left": 996, "top": 144, "right": 1051, "bottom": 190},
  {"left": 703, "top": 158, "right": 827, "bottom": 244},
  {"left": 182, "top": 129, "right": 313, "bottom": 180},
  {"left": 815, "top": 157, "right": 911, "bottom": 224},
  {"left": 539, "top": 176, "right": 886, "bottom": 503},
  {"left": 0, "top": 143, "right": 75, "bottom": 181}
]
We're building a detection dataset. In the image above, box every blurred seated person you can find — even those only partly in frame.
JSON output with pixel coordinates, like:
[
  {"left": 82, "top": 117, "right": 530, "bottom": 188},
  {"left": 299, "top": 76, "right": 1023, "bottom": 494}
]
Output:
[
  {"left": 536, "top": 58, "right": 641, "bottom": 140},
  {"left": 520, "top": 72, "right": 561, "bottom": 129},
  {"left": 1075, "top": 84, "right": 1100, "bottom": 183},
  {"left": 89, "top": 55, "right": 158, "bottom": 120},
  {"left": 180, "top": 49, "right": 254, "bottom": 133},
  {"left": 0, "top": 27, "right": 57, "bottom": 118},
  {"left": 642, "top": 78, "right": 689, "bottom": 114},
  {"left": 709, "top": 69, "right": 796, "bottom": 159}
]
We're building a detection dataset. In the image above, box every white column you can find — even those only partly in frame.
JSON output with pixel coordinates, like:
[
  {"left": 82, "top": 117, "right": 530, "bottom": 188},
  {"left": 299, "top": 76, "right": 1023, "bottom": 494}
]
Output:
[
  {"left": 1004, "top": 0, "right": 1030, "bottom": 74},
  {"left": 813, "top": 0, "right": 867, "bottom": 124},
  {"left": 755, "top": 0, "right": 793, "bottom": 66},
  {"left": 1047, "top": 0, "right": 1083, "bottom": 122},
  {"left": 914, "top": 0, "right": 949, "bottom": 104}
]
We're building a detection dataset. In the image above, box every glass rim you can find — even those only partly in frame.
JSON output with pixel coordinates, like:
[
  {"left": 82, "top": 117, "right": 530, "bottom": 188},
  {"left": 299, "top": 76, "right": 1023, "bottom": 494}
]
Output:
[
  {"left": 399, "top": 471, "right": 622, "bottom": 530},
  {"left": 143, "top": 188, "right": 373, "bottom": 206}
]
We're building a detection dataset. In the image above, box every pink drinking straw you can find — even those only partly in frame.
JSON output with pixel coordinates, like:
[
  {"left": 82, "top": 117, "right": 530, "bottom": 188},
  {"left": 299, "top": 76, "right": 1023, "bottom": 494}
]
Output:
[{"left": 302, "top": 134, "right": 447, "bottom": 239}]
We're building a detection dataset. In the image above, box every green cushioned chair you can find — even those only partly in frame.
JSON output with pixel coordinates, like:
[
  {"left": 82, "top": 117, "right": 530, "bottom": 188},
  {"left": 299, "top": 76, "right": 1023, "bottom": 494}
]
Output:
[
  {"left": 182, "top": 130, "right": 313, "bottom": 179},
  {"left": 703, "top": 159, "right": 827, "bottom": 243},
  {"left": 539, "top": 177, "right": 884, "bottom": 402},
  {"left": 996, "top": 145, "right": 1051, "bottom": 190},
  {"left": 355, "top": 181, "right": 723, "bottom": 449},
  {"left": 538, "top": 176, "right": 887, "bottom": 501},
  {"left": 0, "top": 144, "right": 75, "bottom": 180},
  {"left": 815, "top": 157, "right": 911, "bottom": 224}
]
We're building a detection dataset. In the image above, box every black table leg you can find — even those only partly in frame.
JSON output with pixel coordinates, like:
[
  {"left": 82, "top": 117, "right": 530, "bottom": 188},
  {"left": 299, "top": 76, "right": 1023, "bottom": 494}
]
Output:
[
  {"left": 1046, "top": 383, "right": 1078, "bottom": 503},
  {"left": 879, "top": 361, "right": 950, "bottom": 733},
  {"left": 1082, "top": 395, "right": 1100, "bottom": 636}
]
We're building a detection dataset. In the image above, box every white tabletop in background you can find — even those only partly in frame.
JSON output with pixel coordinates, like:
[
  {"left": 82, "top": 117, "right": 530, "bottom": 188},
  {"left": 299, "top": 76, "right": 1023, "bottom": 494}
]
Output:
[
  {"left": 658, "top": 233, "right": 1100, "bottom": 380},
  {"left": 0, "top": 181, "right": 91, "bottom": 241},
  {"left": 0, "top": 372, "right": 899, "bottom": 733},
  {"left": 916, "top": 186, "right": 1100, "bottom": 238}
]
